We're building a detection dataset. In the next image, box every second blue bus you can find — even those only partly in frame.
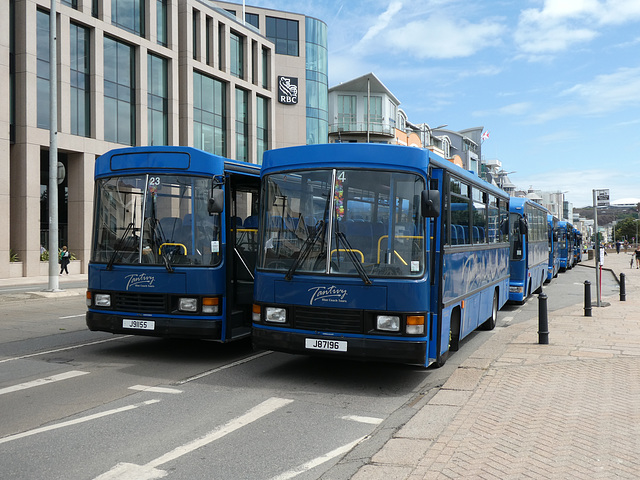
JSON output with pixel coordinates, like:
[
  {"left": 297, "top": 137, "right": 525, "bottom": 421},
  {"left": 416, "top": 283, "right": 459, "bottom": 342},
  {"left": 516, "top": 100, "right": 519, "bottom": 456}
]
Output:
[{"left": 251, "top": 144, "right": 510, "bottom": 367}]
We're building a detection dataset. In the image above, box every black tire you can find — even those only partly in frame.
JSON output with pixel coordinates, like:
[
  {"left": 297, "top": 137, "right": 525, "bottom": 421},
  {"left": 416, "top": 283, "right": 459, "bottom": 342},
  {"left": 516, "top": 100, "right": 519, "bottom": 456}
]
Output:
[{"left": 481, "top": 290, "right": 498, "bottom": 331}]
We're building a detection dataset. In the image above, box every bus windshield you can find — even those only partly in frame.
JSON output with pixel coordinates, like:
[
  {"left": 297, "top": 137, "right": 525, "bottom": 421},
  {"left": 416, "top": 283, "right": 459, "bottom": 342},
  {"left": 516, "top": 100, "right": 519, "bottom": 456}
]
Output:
[
  {"left": 91, "top": 174, "right": 221, "bottom": 267},
  {"left": 258, "top": 169, "right": 425, "bottom": 278}
]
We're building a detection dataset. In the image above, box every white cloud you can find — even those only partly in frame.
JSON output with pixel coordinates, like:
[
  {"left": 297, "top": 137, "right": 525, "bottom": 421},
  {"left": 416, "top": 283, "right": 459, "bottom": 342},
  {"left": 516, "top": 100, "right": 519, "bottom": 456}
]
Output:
[{"left": 560, "top": 67, "right": 640, "bottom": 113}]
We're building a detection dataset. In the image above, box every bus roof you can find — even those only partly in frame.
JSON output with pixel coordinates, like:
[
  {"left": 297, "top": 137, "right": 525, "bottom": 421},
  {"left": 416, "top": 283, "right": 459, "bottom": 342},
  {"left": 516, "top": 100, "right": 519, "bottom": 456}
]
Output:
[
  {"left": 262, "top": 143, "right": 508, "bottom": 199},
  {"left": 94, "top": 146, "right": 260, "bottom": 179},
  {"left": 509, "top": 196, "right": 550, "bottom": 214}
]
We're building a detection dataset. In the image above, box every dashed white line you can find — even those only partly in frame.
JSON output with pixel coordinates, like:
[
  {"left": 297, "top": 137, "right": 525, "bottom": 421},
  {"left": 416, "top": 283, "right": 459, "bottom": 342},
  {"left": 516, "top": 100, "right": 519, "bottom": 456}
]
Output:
[
  {"left": 0, "top": 399, "right": 160, "bottom": 445},
  {"left": 0, "top": 370, "right": 89, "bottom": 396},
  {"left": 341, "top": 415, "right": 383, "bottom": 425},
  {"left": 94, "top": 397, "right": 294, "bottom": 480},
  {"left": 129, "top": 385, "right": 182, "bottom": 394},
  {"left": 269, "top": 435, "right": 368, "bottom": 480},
  {"left": 0, "top": 336, "right": 132, "bottom": 364},
  {"left": 177, "top": 350, "right": 273, "bottom": 384}
]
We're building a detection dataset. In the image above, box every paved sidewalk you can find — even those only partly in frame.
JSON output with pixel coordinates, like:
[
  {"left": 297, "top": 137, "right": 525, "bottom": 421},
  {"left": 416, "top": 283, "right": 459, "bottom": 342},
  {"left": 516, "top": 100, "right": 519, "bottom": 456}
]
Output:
[{"left": 352, "top": 252, "right": 640, "bottom": 479}]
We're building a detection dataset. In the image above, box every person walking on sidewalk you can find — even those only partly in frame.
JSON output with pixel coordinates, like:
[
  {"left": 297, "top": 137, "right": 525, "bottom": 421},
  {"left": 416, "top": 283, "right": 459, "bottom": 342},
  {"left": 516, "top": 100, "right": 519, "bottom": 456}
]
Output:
[
  {"left": 59, "top": 246, "right": 71, "bottom": 275},
  {"left": 635, "top": 245, "right": 640, "bottom": 269}
]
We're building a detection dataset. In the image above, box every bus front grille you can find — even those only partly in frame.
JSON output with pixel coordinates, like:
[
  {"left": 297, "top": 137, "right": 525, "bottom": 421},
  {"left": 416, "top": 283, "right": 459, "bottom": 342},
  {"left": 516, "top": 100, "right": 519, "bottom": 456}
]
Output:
[
  {"left": 113, "top": 292, "right": 167, "bottom": 314},
  {"left": 293, "top": 306, "right": 363, "bottom": 334}
]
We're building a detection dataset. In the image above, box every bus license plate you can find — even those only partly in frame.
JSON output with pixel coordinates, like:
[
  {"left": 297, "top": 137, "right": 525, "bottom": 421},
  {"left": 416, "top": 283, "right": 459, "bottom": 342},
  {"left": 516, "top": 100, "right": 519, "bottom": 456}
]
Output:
[
  {"left": 305, "top": 338, "right": 347, "bottom": 352},
  {"left": 123, "top": 319, "right": 155, "bottom": 330}
]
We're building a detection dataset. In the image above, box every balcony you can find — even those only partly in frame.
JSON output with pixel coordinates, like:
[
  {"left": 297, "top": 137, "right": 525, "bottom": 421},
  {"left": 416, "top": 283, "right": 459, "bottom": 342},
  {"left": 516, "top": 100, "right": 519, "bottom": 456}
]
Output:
[{"left": 329, "top": 122, "right": 395, "bottom": 137}]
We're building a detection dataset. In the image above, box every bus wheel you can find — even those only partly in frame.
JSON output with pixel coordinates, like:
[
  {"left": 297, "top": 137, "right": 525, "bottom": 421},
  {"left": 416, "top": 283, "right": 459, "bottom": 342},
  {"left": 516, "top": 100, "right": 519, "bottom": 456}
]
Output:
[
  {"left": 450, "top": 309, "right": 461, "bottom": 351},
  {"left": 434, "top": 350, "right": 448, "bottom": 368},
  {"left": 481, "top": 290, "right": 498, "bottom": 331}
]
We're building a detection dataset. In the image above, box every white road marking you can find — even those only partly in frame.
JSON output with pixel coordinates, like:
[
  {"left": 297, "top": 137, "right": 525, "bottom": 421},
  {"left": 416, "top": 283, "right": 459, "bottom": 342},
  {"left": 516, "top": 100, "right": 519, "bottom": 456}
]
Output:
[
  {"left": 129, "top": 385, "right": 182, "bottom": 394},
  {"left": 177, "top": 351, "right": 273, "bottom": 384},
  {"left": 59, "top": 314, "right": 86, "bottom": 319},
  {"left": 0, "top": 336, "right": 132, "bottom": 364},
  {"left": 94, "top": 397, "right": 294, "bottom": 480},
  {"left": 0, "top": 370, "right": 89, "bottom": 396},
  {"left": 269, "top": 435, "right": 368, "bottom": 480},
  {"left": 0, "top": 399, "right": 160, "bottom": 445},
  {"left": 341, "top": 415, "right": 383, "bottom": 425}
]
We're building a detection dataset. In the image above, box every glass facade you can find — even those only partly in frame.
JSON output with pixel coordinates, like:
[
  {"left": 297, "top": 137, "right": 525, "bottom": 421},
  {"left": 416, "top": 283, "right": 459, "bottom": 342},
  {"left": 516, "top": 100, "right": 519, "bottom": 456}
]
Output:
[
  {"left": 230, "top": 31, "right": 244, "bottom": 79},
  {"left": 112, "top": 0, "right": 144, "bottom": 36},
  {"left": 104, "top": 37, "right": 135, "bottom": 145},
  {"left": 70, "top": 23, "right": 91, "bottom": 137},
  {"left": 305, "top": 17, "right": 328, "bottom": 144},
  {"left": 266, "top": 17, "right": 298, "bottom": 56},
  {"left": 157, "top": 0, "right": 167, "bottom": 46},
  {"left": 193, "top": 71, "right": 226, "bottom": 156},
  {"left": 36, "top": 9, "right": 50, "bottom": 129},
  {"left": 235, "top": 88, "right": 248, "bottom": 162},
  {"left": 256, "top": 96, "right": 268, "bottom": 164},
  {"left": 148, "top": 54, "right": 168, "bottom": 146}
]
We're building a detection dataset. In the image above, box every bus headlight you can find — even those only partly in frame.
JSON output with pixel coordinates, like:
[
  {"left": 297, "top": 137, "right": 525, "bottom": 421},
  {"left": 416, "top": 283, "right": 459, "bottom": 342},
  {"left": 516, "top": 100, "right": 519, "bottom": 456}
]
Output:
[
  {"left": 202, "top": 297, "right": 220, "bottom": 314},
  {"left": 406, "top": 316, "right": 425, "bottom": 335},
  {"left": 94, "top": 293, "right": 111, "bottom": 307},
  {"left": 178, "top": 298, "right": 198, "bottom": 312},
  {"left": 377, "top": 315, "right": 400, "bottom": 332},
  {"left": 265, "top": 307, "right": 286, "bottom": 323},
  {"left": 510, "top": 286, "right": 523, "bottom": 293}
]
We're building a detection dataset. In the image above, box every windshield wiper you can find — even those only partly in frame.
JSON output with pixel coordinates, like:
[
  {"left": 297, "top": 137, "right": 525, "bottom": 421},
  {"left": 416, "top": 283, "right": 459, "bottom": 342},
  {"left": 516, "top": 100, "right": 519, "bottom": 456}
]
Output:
[
  {"left": 149, "top": 219, "right": 174, "bottom": 273},
  {"left": 285, "top": 220, "right": 326, "bottom": 281},
  {"left": 334, "top": 230, "right": 372, "bottom": 285},
  {"left": 106, "top": 221, "right": 136, "bottom": 271}
]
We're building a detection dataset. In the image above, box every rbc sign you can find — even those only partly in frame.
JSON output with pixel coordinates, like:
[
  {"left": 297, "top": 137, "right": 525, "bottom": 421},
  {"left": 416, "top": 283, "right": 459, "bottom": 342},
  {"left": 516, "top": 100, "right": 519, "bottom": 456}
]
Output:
[{"left": 278, "top": 76, "right": 298, "bottom": 105}]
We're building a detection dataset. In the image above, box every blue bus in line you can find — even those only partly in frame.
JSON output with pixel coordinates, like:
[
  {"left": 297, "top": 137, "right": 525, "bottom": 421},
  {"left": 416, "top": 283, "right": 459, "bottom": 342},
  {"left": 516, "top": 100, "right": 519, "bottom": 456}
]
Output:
[
  {"left": 547, "top": 214, "right": 560, "bottom": 282},
  {"left": 573, "top": 228, "right": 583, "bottom": 264},
  {"left": 86, "top": 146, "right": 261, "bottom": 341},
  {"left": 251, "top": 144, "right": 510, "bottom": 367},
  {"left": 508, "top": 197, "right": 549, "bottom": 303},
  {"left": 557, "top": 221, "right": 573, "bottom": 271}
]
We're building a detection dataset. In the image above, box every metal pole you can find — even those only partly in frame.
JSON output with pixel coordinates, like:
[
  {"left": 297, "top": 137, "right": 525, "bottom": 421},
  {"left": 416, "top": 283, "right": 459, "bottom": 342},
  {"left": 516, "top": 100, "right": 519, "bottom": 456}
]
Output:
[
  {"left": 47, "top": 0, "right": 59, "bottom": 292},
  {"left": 584, "top": 281, "right": 592, "bottom": 317},
  {"left": 538, "top": 293, "right": 549, "bottom": 344},
  {"left": 593, "top": 190, "right": 600, "bottom": 307}
]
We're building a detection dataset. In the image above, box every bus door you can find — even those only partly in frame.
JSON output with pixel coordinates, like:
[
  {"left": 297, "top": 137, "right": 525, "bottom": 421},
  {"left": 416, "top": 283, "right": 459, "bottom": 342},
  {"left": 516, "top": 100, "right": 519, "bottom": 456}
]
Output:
[{"left": 225, "top": 173, "right": 260, "bottom": 339}]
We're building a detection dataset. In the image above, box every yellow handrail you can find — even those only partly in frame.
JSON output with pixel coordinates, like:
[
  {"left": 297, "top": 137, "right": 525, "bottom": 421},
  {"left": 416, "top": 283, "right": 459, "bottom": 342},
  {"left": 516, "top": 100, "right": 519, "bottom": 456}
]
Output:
[
  {"left": 376, "top": 235, "right": 422, "bottom": 265},
  {"left": 330, "top": 248, "right": 364, "bottom": 263},
  {"left": 159, "top": 242, "right": 187, "bottom": 255}
]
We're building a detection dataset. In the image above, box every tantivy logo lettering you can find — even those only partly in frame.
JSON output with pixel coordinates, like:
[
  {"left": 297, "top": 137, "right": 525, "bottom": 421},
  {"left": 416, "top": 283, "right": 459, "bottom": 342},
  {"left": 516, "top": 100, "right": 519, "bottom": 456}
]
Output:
[
  {"left": 125, "top": 273, "right": 155, "bottom": 290},
  {"left": 308, "top": 285, "right": 348, "bottom": 305}
]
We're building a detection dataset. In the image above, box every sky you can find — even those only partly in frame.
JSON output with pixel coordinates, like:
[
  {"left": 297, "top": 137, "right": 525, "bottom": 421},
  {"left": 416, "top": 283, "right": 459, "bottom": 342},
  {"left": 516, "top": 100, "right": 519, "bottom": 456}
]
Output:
[{"left": 231, "top": 0, "right": 640, "bottom": 208}]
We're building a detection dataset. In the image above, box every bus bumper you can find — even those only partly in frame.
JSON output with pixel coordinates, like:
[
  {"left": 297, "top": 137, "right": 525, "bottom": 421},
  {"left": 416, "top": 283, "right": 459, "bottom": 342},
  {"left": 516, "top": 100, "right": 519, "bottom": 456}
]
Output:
[
  {"left": 252, "top": 326, "right": 427, "bottom": 365},
  {"left": 86, "top": 311, "right": 222, "bottom": 340}
]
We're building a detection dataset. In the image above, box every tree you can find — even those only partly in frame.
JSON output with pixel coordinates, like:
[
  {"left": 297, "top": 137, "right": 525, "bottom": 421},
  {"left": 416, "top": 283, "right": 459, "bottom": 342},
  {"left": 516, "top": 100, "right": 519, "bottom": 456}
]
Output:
[{"left": 615, "top": 217, "right": 640, "bottom": 242}]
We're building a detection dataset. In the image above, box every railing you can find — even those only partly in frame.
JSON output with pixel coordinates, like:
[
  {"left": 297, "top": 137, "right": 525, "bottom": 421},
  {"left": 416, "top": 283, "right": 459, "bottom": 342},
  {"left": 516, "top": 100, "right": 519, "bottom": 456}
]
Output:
[{"left": 329, "top": 122, "right": 395, "bottom": 136}]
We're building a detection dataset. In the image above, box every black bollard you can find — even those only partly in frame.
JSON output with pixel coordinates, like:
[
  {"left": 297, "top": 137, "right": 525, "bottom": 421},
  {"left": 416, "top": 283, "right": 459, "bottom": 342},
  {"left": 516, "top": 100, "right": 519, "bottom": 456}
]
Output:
[
  {"left": 538, "top": 293, "right": 549, "bottom": 345},
  {"left": 620, "top": 273, "right": 626, "bottom": 302},
  {"left": 584, "top": 281, "right": 592, "bottom": 317}
]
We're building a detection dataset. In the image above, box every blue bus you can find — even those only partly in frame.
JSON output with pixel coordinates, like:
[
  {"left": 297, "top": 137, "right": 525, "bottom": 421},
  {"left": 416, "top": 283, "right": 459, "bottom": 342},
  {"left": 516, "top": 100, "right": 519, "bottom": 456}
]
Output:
[
  {"left": 547, "top": 214, "right": 560, "bottom": 282},
  {"left": 573, "top": 228, "right": 582, "bottom": 264},
  {"left": 251, "top": 144, "right": 510, "bottom": 367},
  {"left": 557, "top": 221, "right": 573, "bottom": 271},
  {"left": 86, "top": 146, "right": 261, "bottom": 341},
  {"left": 508, "top": 197, "right": 549, "bottom": 303}
]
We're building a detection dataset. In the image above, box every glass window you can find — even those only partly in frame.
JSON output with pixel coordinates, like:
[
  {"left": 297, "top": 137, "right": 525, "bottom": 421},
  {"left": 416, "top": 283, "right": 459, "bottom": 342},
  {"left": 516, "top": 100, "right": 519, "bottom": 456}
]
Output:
[
  {"left": 230, "top": 31, "right": 244, "bottom": 79},
  {"left": 256, "top": 96, "right": 268, "bottom": 164},
  {"left": 148, "top": 54, "right": 168, "bottom": 146},
  {"left": 448, "top": 178, "right": 470, "bottom": 245},
  {"left": 245, "top": 13, "right": 259, "bottom": 28},
  {"left": 259, "top": 169, "right": 425, "bottom": 278},
  {"left": 488, "top": 196, "right": 499, "bottom": 244},
  {"left": 261, "top": 47, "right": 269, "bottom": 89},
  {"left": 112, "top": 0, "right": 144, "bottom": 36},
  {"left": 157, "top": 0, "right": 167, "bottom": 46},
  {"left": 510, "top": 213, "right": 524, "bottom": 260},
  {"left": 193, "top": 71, "right": 226, "bottom": 156},
  {"left": 92, "top": 174, "right": 221, "bottom": 266},
  {"left": 265, "top": 16, "right": 298, "bottom": 56},
  {"left": 70, "top": 22, "right": 91, "bottom": 137},
  {"left": 235, "top": 88, "right": 248, "bottom": 162},
  {"left": 36, "top": 10, "right": 50, "bottom": 129},
  {"left": 472, "top": 189, "right": 487, "bottom": 244},
  {"left": 338, "top": 95, "right": 356, "bottom": 131},
  {"left": 104, "top": 37, "right": 135, "bottom": 145}
]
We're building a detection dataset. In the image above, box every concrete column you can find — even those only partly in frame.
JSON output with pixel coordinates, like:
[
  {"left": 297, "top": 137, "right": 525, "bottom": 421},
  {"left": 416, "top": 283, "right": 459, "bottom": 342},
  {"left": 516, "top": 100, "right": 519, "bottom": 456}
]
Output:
[{"left": 67, "top": 151, "right": 94, "bottom": 273}]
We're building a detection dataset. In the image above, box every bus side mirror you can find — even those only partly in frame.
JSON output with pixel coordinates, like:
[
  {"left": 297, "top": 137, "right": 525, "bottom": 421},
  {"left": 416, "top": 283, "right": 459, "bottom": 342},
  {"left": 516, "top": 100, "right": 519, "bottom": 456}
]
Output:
[
  {"left": 421, "top": 190, "right": 440, "bottom": 218},
  {"left": 519, "top": 217, "right": 528, "bottom": 235},
  {"left": 208, "top": 189, "right": 224, "bottom": 214}
]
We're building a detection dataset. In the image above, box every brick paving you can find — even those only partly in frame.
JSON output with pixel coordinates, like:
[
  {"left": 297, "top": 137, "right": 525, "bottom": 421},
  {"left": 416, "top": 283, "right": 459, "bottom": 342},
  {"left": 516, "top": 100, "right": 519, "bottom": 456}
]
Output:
[{"left": 353, "top": 252, "right": 640, "bottom": 479}]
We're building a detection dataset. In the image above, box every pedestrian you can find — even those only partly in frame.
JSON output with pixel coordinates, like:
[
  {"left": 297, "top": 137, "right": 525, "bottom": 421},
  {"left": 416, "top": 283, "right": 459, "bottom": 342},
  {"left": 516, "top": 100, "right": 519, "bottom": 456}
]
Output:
[
  {"left": 616, "top": 241, "right": 621, "bottom": 254},
  {"left": 59, "top": 246, "right": 71, "bottom": 275},
  {"left": 635, "top": 245, "right": 640, "bottom": 269}
]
